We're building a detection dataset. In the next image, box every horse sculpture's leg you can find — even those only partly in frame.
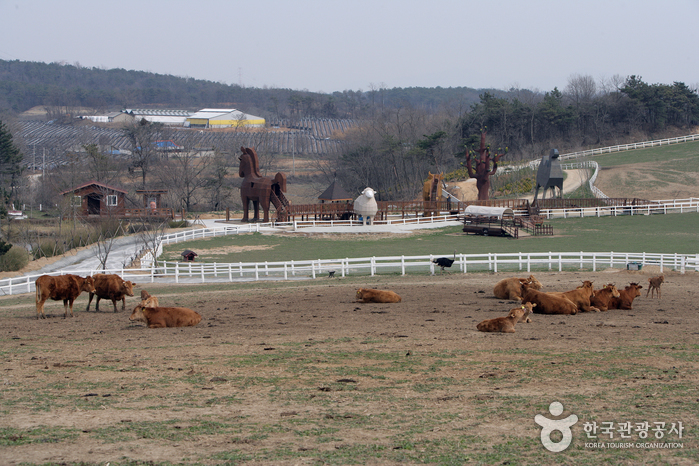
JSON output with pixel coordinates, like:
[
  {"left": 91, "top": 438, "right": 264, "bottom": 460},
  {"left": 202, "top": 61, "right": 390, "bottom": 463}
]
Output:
[
  {"left": 241, "top": 197, "right": 250, "bottom": 221},
  {"left": 252, "top": 200, "right": 260, "bottom": 222},
  {"left": 261, "top": 197, "right": 271, "bottom": 223}
]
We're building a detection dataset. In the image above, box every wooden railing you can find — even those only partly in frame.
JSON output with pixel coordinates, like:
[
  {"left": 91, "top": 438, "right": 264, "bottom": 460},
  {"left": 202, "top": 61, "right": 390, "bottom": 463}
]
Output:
[{"left": 123, "top": 208, "right": 175, "bottom": 219}]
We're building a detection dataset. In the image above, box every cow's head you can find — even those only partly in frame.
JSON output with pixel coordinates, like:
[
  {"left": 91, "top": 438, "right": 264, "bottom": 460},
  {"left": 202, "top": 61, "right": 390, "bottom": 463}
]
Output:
[
  {"left": 129, "top": 304, "right": 147, "bottom": 323},
  {"left": 509, "top": 302, "right": 535, "bottom": 322},
  {"left": 606, "top": 284, "right": 621, "bottom": 298},
  {"left": 628, "top": 283, "right": 643, "bottom": 297},
  {"left": 82, "top": 276, "right": 96, "bottom": 294},
  {"left": 121, "top": 280, "right": 135, "bottom": 297},
  {"left": 526, "top": 275, "right": 543, "bottom": 290}
]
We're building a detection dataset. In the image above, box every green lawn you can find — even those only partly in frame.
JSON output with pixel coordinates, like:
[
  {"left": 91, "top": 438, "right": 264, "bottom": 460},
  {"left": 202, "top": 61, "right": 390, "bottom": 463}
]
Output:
[{"left": 161, "top": 212, "right": 698, "bottom": 264}]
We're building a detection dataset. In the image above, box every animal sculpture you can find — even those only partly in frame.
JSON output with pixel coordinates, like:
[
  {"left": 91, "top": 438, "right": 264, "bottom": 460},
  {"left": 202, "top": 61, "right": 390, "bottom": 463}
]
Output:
[{"left": 239, "top": 147, "right": 287, "bottom": 222}]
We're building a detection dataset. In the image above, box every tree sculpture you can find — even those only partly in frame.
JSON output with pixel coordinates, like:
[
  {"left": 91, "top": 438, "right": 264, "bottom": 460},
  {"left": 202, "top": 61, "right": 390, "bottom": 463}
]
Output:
[{"left": 465, "top": 131, "right": 506, "bottom": 201}]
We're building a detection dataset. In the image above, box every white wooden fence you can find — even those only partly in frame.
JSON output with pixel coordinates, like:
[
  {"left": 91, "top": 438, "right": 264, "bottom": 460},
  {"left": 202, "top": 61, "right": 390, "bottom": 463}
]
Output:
[{"left": 2, "top": 251, "right": 697, "bottom": 296}]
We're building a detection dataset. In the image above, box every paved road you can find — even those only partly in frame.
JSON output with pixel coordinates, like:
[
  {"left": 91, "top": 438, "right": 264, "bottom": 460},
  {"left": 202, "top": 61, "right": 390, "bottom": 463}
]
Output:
[{"left": 26, "top": 235, "right": 145, "bottom": 276}]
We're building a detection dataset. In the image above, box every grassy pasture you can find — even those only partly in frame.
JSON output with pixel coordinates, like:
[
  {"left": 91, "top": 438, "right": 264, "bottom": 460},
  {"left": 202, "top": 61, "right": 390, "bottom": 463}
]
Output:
[{"left": 159, "top": 212, "right": 698, "bottom": 265}]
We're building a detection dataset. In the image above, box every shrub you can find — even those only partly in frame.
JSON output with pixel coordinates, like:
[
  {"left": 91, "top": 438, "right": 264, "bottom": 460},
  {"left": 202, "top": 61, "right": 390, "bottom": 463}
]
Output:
[
  {"left": 168, "top": 220, "right": 188, "bottom": 228},
  {"left": 0, "top": 246, "right": 30, "bottom": 272}
]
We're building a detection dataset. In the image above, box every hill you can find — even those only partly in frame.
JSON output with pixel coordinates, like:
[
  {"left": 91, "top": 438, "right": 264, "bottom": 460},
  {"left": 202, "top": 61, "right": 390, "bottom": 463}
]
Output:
[{"left": 0, "top": 59, "right": 493, "bottom": 119}]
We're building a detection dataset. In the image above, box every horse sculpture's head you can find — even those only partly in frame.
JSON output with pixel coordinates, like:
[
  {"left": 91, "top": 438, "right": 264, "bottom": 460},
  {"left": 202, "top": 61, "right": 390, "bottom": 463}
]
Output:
[{"left": 239, "top": 147, "right": 261, "bottom": 178}]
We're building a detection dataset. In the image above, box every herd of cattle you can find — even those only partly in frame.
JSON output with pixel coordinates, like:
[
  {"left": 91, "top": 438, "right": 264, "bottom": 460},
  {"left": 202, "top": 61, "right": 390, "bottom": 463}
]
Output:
[
  {"left": 354, "top": 274, "right": 665, "bottom": 334},
  {"left": 31, "top": 272, "right": 665, "bottom": 332},
  {"left": 33, "top": 273, "right": 201, "bottom": 328}
]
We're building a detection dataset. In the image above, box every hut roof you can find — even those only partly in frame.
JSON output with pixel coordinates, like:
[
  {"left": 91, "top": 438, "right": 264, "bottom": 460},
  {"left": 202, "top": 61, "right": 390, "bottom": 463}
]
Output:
[
  {"left": 318, "top": 179, "right": 352, "bottom": 201},
  {"left": 181, "top": 250, "right": 198, "bottom": 257},
  {"left": 60, "top": 180, "right": 127, "bottom": 196}
]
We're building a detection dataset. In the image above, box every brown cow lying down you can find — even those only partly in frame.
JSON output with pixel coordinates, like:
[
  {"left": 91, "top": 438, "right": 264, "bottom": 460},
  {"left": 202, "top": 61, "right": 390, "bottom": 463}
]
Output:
[
  {"left": 521, "top": 284, "right": 578, "bottom": 315},
  {"left": 129, "top": 305, "right": 202, "bottom": 328},
  {"left": 608, "top": 283, "right": 643, "bottom": 310},
  {"left": 356, "top": 288, "right": 402, "bottom": 303},
  {"left": 139, "top": 290, "right": 159, "bottom": 308},
  {"left": 493, "top": 275, "right": 542, "bottom": 301},
  {"left": 477, "top": 302, "right": 536, "bottom": 333},
  {"left": 86, "top": 274, "right": 135, "bottom": 312},
  {"left": 547, "top": 280, "right": 600, "bottom": 312},
  {"left": 647, "top": 275, "right": 664, "bottom": 298},
  {"left": 590, "top": 284, "right": 620, "bottom": 312},
  {"left": 35, "top": 274, "right": 96, "bottom": 319}
]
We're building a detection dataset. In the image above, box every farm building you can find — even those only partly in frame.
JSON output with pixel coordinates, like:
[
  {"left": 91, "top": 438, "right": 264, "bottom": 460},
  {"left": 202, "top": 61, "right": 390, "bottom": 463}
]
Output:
[
  {"left": 126, "top": 109, "right": 193, "bottom": 126},
  {"left": 61, "top": 181, "right": 127, "bottom": 216},
  {"left": 186, "top": 108, "right": 266, "bottom": 128}
]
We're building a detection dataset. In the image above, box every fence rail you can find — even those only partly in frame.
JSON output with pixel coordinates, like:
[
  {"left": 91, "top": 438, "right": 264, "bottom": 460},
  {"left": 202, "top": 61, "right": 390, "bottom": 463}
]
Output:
[{"left": 2, "top": 251, "right": 697, "bottom": 296}]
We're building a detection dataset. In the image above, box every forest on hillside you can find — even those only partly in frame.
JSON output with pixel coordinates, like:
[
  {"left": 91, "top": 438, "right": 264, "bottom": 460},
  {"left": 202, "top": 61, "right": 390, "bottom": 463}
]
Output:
[
  {"left": 0, "top": 59, "right": 490, "bottom": 119},
  {"left": 1, "top": 59, "right": 699, "bottom": 215}
]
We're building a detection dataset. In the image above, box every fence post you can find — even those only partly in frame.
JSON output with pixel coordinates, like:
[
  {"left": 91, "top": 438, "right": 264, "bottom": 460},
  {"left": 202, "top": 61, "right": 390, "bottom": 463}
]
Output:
[
  {"left": 228, "top": 263, "right": 232, "bottom": 282},
  {"left": 291, "top": 260, "right": 295, "bottom": 276},
  {"left": 429, "top": 254, "right": 435, "bottom": 275},
  {"left": 519, "top": 253, "right": 522, "bottom": 271},
  {"left": 580, "top": 251, "right": 583, "bottom": 270},
  {"left": 201, "top": 264, "right": 205, "bottom": 283},
  {"left": 493, "top": 254, "right": 498, "bottom": 273},
  {"left": 401, "top": 255, "right": 405, "bottom": 276},
  {"left": 284, "top": 263, "right": 288, "bottom": 280},
  {"left": 592, "top": 253, "right": 596, "bottom": 272},
  {"left": 343, "top": 258, "right": 348, "bottom": 277},
  {"left": 312, "top": 260, "right": 316, "bottom": 279},
  {"left": 151, "top": 261, "right": 155, "bottom": 283},
  {"left": 527, "top": 253, "right": 531, "bottom": 273},
  {"left": 175, "top": 262, "right": 179, "bottom": 283},
  {"left": 371, "top": 257, "right": 376, "bottom": 276},
  {"left": 255, "top": 263, "right": 259, "bottom": 280}
]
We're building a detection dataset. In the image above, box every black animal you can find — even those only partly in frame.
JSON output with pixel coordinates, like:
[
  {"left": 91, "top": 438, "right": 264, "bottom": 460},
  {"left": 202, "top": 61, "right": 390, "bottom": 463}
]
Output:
[{"left": 433, "top": 251, "right": 456, "bottom": 273}]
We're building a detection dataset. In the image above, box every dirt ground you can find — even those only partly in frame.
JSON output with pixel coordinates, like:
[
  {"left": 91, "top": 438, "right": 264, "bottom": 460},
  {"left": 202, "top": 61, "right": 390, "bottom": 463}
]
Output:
[{"left": 1, "top": 268, "right": 697, "bottom": 465}]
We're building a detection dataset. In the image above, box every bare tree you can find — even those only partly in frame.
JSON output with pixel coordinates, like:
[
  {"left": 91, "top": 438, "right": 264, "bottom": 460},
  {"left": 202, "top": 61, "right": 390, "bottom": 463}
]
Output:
[
  {"left": 123, "top": 119, "right": 165, "bottom": 187},
  {"left": 157, "top": 139, "right": 212, "bottom": 212}
]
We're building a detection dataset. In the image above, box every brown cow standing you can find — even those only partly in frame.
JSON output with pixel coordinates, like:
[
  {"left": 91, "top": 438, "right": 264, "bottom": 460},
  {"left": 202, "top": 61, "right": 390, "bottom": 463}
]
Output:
[
  {"left": 35, "top": 274, "right": 96, "bottom": 319},
  {"left": 86, "top": 274, "right": 135, "bottom": 312},
  {"left": 129, "top": 305, "right": 202, "bottom": 328},
  {"left": 355, "top": 288, "right": 402, "bottom": 303},
  {"left": 493, "top": 275, "right": 542, "bottom": 301},
  {"left": 590, "top": 284, "right": 621, "bottom": 312},
  {"left": 547, "top": 280, "right": 600, "bottom": 312},
  {"left": 647, "top": 275, "right": 664, "bottom": 298},
  {"left": 608, "top": 283, "right": 643, "bottom": 310},
  {"left": 521, "top": 283, "right": 578, "bottom": 315}
]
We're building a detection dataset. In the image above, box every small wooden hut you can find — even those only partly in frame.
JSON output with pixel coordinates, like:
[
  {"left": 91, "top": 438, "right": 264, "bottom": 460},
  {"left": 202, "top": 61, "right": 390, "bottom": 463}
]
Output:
[{"left": 61, "top": 181, "right": 127, "bottom": 217}]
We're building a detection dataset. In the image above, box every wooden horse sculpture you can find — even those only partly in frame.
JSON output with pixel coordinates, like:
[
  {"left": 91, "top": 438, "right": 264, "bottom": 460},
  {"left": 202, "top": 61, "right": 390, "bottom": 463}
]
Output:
[{"left": 238, "top": 147, "right": 287, "bottom": 222}]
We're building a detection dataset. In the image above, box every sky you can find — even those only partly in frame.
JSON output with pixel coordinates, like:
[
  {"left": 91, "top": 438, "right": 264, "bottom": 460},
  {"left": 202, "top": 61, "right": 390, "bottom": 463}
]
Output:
[{"left": 0, "top": 0, "right": 696, "bottom": 94}]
